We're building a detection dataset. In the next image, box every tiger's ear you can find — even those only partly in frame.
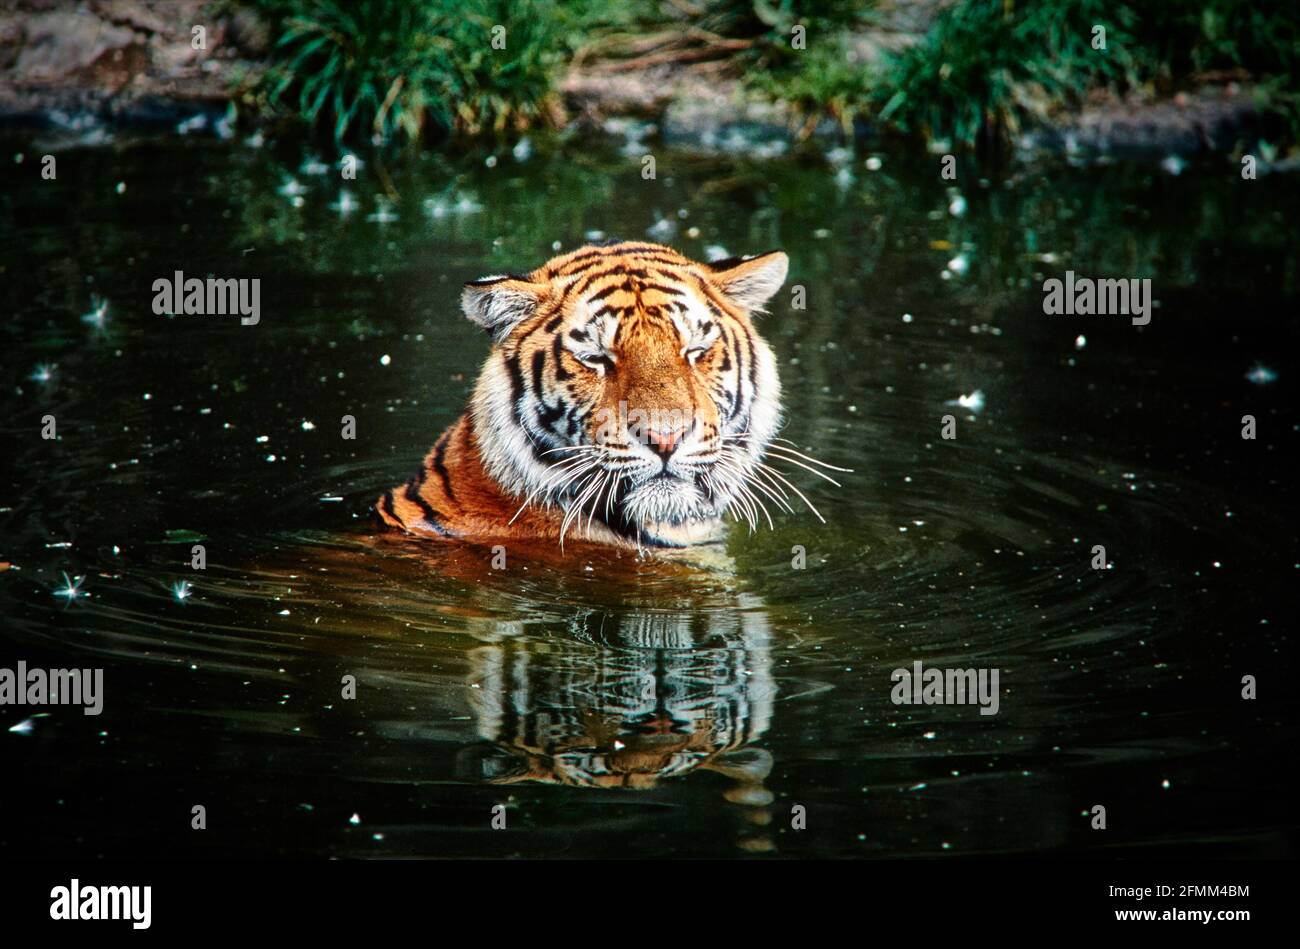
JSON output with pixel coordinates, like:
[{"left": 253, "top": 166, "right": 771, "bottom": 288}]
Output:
[
  {"left": 461, "top": 274, "right": 547, "bottom": 340},
  {"left": 706, "top": 251, "right": 789, "bottom": 313}
]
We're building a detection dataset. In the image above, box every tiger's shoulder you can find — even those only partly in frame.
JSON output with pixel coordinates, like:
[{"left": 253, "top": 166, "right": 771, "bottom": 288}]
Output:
[{"left": 374, "top": 416, "right": 630, "bottom": 546}]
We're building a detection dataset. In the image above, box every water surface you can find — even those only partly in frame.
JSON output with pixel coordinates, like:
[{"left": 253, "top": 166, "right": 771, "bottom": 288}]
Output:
[{"left": 1, "top": 133, "right": 1296, "bottom": 857}]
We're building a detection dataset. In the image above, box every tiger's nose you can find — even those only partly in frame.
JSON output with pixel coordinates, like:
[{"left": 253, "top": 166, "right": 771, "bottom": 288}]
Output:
[{"left": 645, "top": 425, "right": 686, "bottom": 459}]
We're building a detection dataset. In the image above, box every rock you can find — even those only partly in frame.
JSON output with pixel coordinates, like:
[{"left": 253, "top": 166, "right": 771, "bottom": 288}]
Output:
[
  {"left": 661, "top": 74, "right": 807, "bottom": 153},
  {"left": 12, "top": 12, "right": 143, "bottom": 86},
  {"left": 1020, "top": 86, "right": 1262, "bottom": 157},
  {"left": 94, "top": 0, "right": 171, "bottom": 37},
  {"left": 0, "top": 1, "right": 266, "bottom": 130},
  {"left": 0, "top": 16, "right": 25, "bottom": 71},
  {"left": 225, "top": 6, "right": 270, "bottom": 57},
  {"left": 563, "top": 64, "right": 838, "bottom": 154},
  {"left": 560, "top": 66, "right": 682, "bottom": 120}
]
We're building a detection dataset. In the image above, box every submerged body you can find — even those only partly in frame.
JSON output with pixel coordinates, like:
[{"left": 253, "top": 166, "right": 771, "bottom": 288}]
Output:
[{"left": 376, "top": 240, "right": 819, "bottom": 549}]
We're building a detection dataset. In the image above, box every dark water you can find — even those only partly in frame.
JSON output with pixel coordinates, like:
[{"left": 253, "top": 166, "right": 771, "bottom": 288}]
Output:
[{"left": 1, "top": 130, "right": 1296, "bottom": 858}]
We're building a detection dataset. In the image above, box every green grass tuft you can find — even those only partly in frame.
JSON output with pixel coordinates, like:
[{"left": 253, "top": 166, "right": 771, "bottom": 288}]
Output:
[{"left": 254, "top": 0, "right": 561, "bottom": 146}]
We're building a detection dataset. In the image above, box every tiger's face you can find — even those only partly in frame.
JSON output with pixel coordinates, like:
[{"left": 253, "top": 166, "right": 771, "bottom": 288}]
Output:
[{"left": 463, "top": 242, "right": 789, "bottom": 548}]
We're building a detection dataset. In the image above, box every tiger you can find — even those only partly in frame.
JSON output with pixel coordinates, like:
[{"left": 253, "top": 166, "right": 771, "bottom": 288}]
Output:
[
  {"left": 465, "top": 593, "right": 776, "bottom": 797},
  {"left": 375, "top": 240, "right": 839, "bottom": 550}
]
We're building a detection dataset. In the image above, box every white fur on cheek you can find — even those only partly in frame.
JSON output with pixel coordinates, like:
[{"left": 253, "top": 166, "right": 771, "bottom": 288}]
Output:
[
  {"left": 469, "top": 354, "right": 554, "bottom": 501},
  {"left": 469, "top": 351, "right": 631, "bottom": 545},
  {"left": 746, "top": 335, "right": 782, "bottom": 451},
  {"left": 710, "top": 332, "right": 781, "bottom": 518}
]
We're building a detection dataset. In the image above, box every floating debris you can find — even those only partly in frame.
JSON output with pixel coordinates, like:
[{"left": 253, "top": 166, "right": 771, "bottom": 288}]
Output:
[
  {"left": 366, "top": 200, "right": 398, "bottom": 224},
  {"left": 1245, "top": 364, "right": 1277, "bottom": 385},
  {"left": 213, "top": 109, "right": 236, "bottom": 140},
  {"left": 423, "top": 192, "right": 482, "bottom": 218},
  {"left": 604, "top": 117, "right": 655, "bottom": 156},
  {"left": 53, "top": 572, "right": 86, "bottom": 600},
  {"left": 171, "top": 580, "right": 192, "bottom": 602},
  {"left": 8, "top": 715, "right": 48, "bottom": 736},
  {"left": 163, "top": 529, "right": 206, "bottom": 544},
  {"left": 29, "top": 363, "right": 55, "bottom": 384},
  {"left": 81, "top": 295, "right": 109, "bottom": 330},
  {"left": 176, "top": 113, "right": 207, "bottom": 136},
  {"left": 946, "top": 389, "right": 985, "bottom": 413},
  {"left": 329, "top": 191, "right": 359, "bottom": 215},
  {"left": 647, "top": 213, "right": 677, "bottom": 241}
]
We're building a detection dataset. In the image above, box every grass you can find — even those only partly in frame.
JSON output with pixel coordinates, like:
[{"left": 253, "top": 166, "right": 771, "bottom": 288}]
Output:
[
  {"left": 253, "top": 0, "right": 561, "bottom": 145},
  {"left": 875, "top": 0, "right": 1140, "bottom": 146},
  {"left": 246, "top": 0, "right": 1300, "bottom": 151},
  {"left": 852, "top": 0, "right": 1299, "bottom": 148},
  {"left": 249, "top": 1, "right": 872, "bottom": 146}
]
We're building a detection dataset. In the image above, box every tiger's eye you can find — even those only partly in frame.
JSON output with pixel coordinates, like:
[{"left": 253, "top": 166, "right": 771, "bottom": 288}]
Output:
[{"left": 579, "top": 353, "right": 616, "bottom": 375}]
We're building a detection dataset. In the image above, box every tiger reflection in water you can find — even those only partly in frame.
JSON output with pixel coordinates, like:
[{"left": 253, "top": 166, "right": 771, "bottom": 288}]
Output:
[{"left": 464, "top": 592, "right": 776, "bottom": 814}]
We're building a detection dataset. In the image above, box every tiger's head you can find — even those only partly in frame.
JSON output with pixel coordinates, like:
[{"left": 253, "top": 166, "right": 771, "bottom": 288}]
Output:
[{"left": 463, "top": 241, "right": 796, "bottom": 548}]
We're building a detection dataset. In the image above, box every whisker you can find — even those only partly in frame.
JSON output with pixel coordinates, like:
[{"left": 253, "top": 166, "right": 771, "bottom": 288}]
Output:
[
  {"left": 541, "top": 444, "right": 601, "bottom": 456},
  {"left": 570, "top": 469, "right": 606, "bottom": 541},
  {"left": 718, "top": 449, "right": 796, "bottom": 514},
  {"left": 712, "top": 465, "right": 754, "bottom": 525},
  {"left": 714, "top": 464, "right": 760, "bottom": 531},
  {"left": 747, "top": 465, "right": 794, "bottom": 506},
  {"left": 725, "top": 463, "right": 794, "bottom": 518},
  {"left": 585, "top": 469, "right": 613, "bottom": 538},
  {"left": 720, "top": 448, "right": 792, "bottom": 506},
  {"left": 737, "top": 479, "right": 771, "bottom": 530},
  {"left": 508, "top": 455, "right": 597, "bottom": 525},
  {"left": 714, "top": 457, "right": 782, "bottom": 527},
  {"left": 754, "top": 461, "right": 827, "bottom": 524},
  {"left": 604, "top": 468, "right": 622, "bottom": 522},
  {"left": 756, "top": 448, "right": 845, "bottom": 487},
  {"left": 724, "top": 434, "right": 854, "bottom": 473},
  {"left": 560, "top": 468, "right": 605, "bottom": 547}
]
